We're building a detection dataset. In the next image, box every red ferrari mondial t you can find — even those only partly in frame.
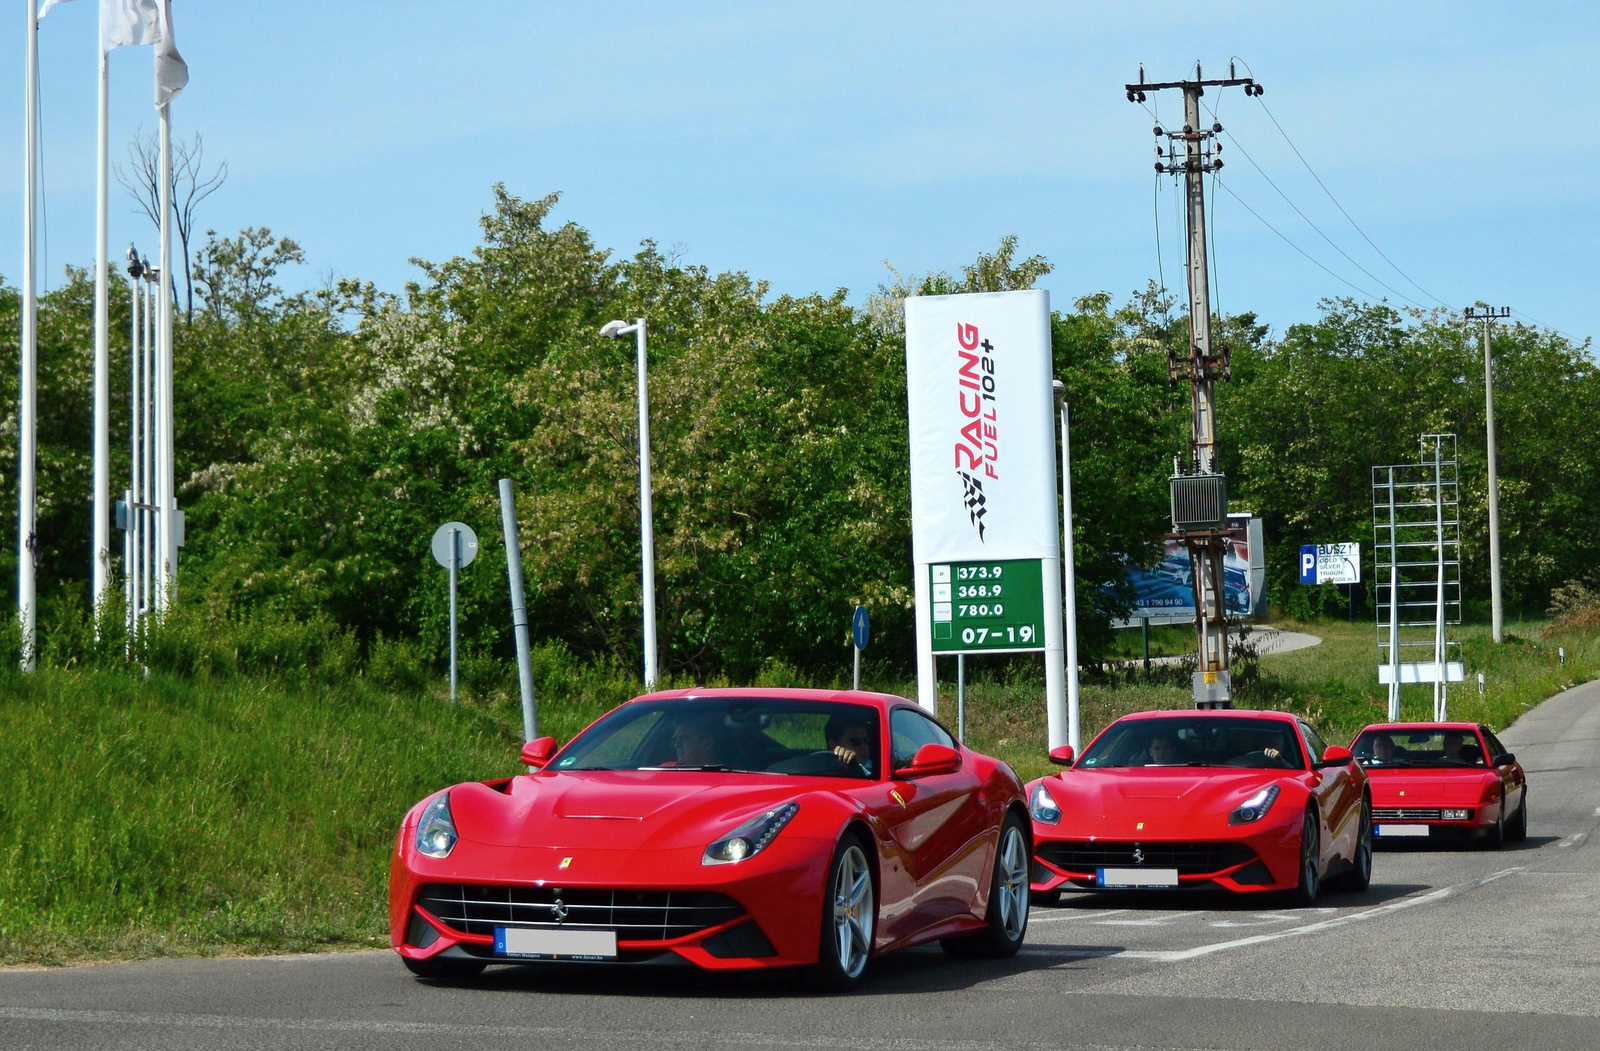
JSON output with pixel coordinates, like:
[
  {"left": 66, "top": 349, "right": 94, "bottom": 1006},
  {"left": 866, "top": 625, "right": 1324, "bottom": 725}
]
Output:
[
  {"left": 1027, "top": 709, "right": 1371, "bottom": 905},
  {"left": 391, "top": 689, "right": 1030, "bottom": 986},
  {"left": 1350, "top": 722, "right": 1527, "bottom": 847}
]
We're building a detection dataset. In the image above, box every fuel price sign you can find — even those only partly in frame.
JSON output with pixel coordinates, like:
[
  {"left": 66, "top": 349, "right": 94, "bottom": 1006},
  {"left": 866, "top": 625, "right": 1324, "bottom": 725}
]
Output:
[{"left": 929, "top": 558, "right": 1047, "bottom": 654}]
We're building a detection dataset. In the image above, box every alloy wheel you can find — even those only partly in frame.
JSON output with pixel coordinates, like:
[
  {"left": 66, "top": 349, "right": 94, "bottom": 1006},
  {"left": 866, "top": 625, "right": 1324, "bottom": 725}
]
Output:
[
  {"left": 832, "top": 844, "right": 874, "bottom": 978},
  {"left": 995, "top": 824, "right": 1030, "bottom": 941}
]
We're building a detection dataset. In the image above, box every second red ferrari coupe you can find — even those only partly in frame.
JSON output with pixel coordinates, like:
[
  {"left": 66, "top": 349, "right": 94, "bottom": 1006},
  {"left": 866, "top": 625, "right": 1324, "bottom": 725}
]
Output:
[
  {"left": 1028, "top": 709, "right": 1371, "bottom": 905},
  {"left": 391, "top": 688, "right": 1030, "bottom": 987},
  {"left": 1351, "top": 722, "right": 1527, "bottom": 848}
]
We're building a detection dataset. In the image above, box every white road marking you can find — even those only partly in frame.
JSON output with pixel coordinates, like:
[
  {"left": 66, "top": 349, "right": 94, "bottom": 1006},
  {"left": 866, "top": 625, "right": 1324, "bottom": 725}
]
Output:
[
  {"left": 1592, "top": 806, "right": 1600, "bottom": 817},
  {"left": 1115, "top": 868, "right": 1524, "bottom": 963},
  {"left": 1028, "top": 909, "right": 1128, "bottom": 925},
  {"left": 1094, "top": 910, "right": 1204, "bottom": 927},
  {"left": 1558, "top": 832, "right": 1587, "bottom": 848},
  {"left": 1208, "top": 913, "right": 1299, "bottom": 928}
]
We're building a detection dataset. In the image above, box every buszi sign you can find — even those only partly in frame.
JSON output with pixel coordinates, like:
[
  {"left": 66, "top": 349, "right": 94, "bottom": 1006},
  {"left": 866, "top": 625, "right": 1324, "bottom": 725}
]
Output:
[{"left": 1300, "top": 543, "right": 1360, "bottom": 586}]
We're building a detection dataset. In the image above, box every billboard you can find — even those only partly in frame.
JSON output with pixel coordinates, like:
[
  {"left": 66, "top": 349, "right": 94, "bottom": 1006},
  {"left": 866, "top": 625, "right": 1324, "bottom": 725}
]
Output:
[
  {"left": 904, "top": 290, "right": 1059, "bottom": 566},
  {"left": 905, "top": 290, "right": 1064, "bottom": 721},
  {"left": 1116, "top": 513, "right": 1265, "bottom": 624}
]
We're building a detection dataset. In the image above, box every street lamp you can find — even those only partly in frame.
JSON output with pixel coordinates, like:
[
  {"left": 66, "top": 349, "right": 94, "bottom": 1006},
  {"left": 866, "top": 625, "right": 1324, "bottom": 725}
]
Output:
[
  {"left": 1053, "top": 380, "right": 1081, "bottom": 751},
  {"left": 601, "top": 318, "right": 658, "bottom": 689}
]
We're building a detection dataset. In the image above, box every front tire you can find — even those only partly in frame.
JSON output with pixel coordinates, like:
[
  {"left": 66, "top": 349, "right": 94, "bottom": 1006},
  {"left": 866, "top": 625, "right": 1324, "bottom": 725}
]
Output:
[
  {"left": 1286, "top": 808, "right": 1322, "bottom": 908},
  {"left": 809, "top": 835, "right": 875, "bottom": 990},
  {"left": 942, "top": 813, "right": 1030, "bottom": 958},
  {"left": 1508, "top": 790, "right": 1528, "bottom": 842},
  {"left": 401, "top": 955, "right": 486, "bottom": 980},
  {"left": 1483, "top": 800, "right": 1505, "bottom": 850},
  {"left": 1331, "top": 795, "right": 1373, "bottom": 892}
]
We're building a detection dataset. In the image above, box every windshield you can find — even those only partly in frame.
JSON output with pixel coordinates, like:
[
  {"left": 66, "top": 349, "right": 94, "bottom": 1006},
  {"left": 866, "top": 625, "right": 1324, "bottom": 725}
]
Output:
[
  {"left": 549, "top": 698, "right": 881, "bottom": 779},
  {"left": 1076, "top": 716, "right": 1306, "bottom": 770},
  {"left": 1353, "top": 728, "right": 1486, "bottom": 768}
]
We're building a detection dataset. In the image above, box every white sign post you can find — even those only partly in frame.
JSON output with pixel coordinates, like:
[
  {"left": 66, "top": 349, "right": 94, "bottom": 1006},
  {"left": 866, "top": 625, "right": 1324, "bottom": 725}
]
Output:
[
  {"left": 905, "top": 291, "right": 1066, "bottom": 746},
  {"left": 432, "top": 522, "right": 479, "bottom": 705}
]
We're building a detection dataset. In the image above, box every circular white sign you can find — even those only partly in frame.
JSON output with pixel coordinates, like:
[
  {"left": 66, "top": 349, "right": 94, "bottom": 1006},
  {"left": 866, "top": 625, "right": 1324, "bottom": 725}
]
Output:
[{"left": 431, "top": 522, "right": 479, "bottom": 569}]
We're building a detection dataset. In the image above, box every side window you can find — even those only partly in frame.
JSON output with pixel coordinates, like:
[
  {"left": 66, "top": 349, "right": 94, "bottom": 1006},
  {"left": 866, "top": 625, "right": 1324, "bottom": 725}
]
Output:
[
  {"left": 1482, "top": 728, "right": 1510, "bottom": 760},
  {"left": 1299, "top": 722, "right": 1330, "bottom": 766},
  {"left": 890, "top": 708, "right": 955, "bottom": 769}
]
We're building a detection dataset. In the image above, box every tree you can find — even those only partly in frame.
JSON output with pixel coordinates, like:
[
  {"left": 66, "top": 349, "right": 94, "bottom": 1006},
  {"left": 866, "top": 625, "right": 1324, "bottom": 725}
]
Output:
[{"left": 116, "top": 130, "right": 227, "bottom": 324}]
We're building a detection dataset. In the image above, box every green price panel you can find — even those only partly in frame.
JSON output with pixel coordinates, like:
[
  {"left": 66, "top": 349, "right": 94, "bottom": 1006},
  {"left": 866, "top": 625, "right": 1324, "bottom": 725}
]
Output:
[{"left": 929, "top": 558, "right": 1046, "bottom": 654}]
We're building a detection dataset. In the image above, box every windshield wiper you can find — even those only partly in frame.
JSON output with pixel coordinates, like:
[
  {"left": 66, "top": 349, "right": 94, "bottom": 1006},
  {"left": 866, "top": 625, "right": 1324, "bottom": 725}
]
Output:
[{"left": 638, "top": 764, "right": 736, "bottom": 772}]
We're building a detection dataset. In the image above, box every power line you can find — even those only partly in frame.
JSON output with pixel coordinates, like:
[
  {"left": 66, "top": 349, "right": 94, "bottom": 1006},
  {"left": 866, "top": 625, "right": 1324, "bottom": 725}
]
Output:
[
  {"left": 1225, "top": 55, "right": 1448, "bottom": 311},
  {"left": 1212, "top": 174, "right": 1391, "bottom": 304},
  {"left": 1199, "top": 99, "right": 1427, "bottom": 310}
]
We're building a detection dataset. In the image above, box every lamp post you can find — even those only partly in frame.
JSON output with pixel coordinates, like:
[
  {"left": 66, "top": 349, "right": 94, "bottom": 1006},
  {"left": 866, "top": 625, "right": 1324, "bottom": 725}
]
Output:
[
  {"left": 601, "top": 318, "right": 658, "bottom": 689},
  {"left": 1053, "top": 380, "right": 1081, "bottom": 751}
]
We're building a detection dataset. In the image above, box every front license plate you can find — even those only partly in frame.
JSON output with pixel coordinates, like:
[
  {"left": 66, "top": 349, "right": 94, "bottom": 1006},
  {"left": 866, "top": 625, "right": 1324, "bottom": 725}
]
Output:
[
  {"left": 1376, "top": 824, "right": 1430, "bottom": 838},
  {"left": 1098, "top": 867, "right": 1179, "bottom": 888},
  {"left": 494, "top": 927, "right": 618, "bottom": 960}
]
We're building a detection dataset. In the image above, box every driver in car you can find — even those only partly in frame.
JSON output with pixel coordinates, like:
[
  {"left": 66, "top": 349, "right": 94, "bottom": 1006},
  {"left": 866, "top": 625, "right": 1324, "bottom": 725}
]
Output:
[
  {"left": 1441, "top": 731, "right": 1467, "bottom": 763},
  {"left": 1371, "top": 734, "right": 1399, "bottom": 764},
  {"left": 670, "top": 714, "right": 724, "bottom": 767},
  {"left": 1147, "top": 734, "right": 1180, "bottom": 765},
  {"left": 826, "top": 712, "right": 877, "bottom": 777}
]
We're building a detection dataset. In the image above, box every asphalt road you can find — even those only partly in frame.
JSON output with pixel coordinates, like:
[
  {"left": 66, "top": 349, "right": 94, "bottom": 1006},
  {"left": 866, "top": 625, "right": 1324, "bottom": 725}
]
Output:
[{"left": 5, "top": 678, "right": 1598, "bottom": 1051}]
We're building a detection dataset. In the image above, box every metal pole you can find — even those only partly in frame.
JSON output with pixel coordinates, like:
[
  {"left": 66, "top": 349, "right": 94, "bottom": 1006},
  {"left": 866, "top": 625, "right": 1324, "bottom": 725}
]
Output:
[
  {"left": 635, "top": 319, "right": 658, "bottom": 689},
  {"left": 1141, "top": 617, "right": 1151, "bottom": 675},
  {"left": 1433, "top": 440, "right": 1447, "bottom": 721},
  {"left": 852, "top": 643, "right": 861, "bottom": 692},
  {"left": 19, "top": 0, "right": 39, "bottom": 670},
  {"left": 156, "top": 103, "right": 177, "bottom": 608},
  {"left": 498, "top": 479, "right": 537, "bottom": 741},
  {"left": 956, "top": 653, "right": 965, "bottom": 745},
  {"left": 1059, "top": 394, "right": 1081, "bottom": 751},
  {"left": 127, "top": 260, "right": 140, "bottom": 634},
  {"left": 142, "top": 269, "right": 154, "bottom": 621},
  {"left": 449, "top": 525, "right": 460, "bottom": 705},
  {"left": 1482, "top": 318, "right": 1504, "bottom": 644},
  {"left": 1387, "top": 467, "right": 1400, "bottom": 721},
  {"left": 92, "top": 45, "right": 111, "bottom": 620}
]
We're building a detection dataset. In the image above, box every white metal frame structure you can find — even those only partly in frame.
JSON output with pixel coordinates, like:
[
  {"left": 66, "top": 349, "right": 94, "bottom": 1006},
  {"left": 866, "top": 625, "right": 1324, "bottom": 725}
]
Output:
[{"left": 1373, "top": 434, "right": 1463, "bottom": 720}]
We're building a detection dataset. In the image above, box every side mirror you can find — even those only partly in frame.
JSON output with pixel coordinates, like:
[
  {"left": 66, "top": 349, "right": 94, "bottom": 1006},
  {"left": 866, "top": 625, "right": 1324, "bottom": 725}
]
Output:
[
  {"left": 520, "top": 736, "right": 557, "bottom": 770},
  {"left": 894, "top": 742, "right": 962, "bottom": 779},
  {"left": 1319, "top": 745, "right": 1353, "bottom": 767},
  {"left": 1492, "top": 752, "right": 1516, "bottom": 767},
  {"left": 1048, "top": 744, "right": 1076, "bottom": 767}
]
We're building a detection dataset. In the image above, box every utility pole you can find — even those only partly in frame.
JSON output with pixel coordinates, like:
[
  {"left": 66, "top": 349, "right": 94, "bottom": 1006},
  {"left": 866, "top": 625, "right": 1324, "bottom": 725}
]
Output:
[
  {"left": 1464, "top": 305, "right": 1509, "bottom": 644},
  {"left": 1127, "top": 62, "right": 1261, "bottom": 708}
]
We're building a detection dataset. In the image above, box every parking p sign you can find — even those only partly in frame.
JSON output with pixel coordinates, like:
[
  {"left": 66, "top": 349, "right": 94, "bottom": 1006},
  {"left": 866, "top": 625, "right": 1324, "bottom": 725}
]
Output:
[{"left": 1299, "top": 543, "right": 1360, "bottom": 586}]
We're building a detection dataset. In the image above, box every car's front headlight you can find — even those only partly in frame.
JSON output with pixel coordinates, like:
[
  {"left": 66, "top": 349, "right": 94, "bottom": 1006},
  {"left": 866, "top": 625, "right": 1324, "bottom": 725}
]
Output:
[
  {"left": 1442, "top": 808, "right": 1472, "bottom": 820},
  {"left": 702, "top": 801, "right": 799, "bottom": 865},
  {"left": 1228, "top": 784, "right": 1280, "bottom": 825},
  {"left": 1030, "top": 783, "right": 1062, "bottom": 825},
  {"left": 415, "top": 792, "right": 458, "bottom": 858}
]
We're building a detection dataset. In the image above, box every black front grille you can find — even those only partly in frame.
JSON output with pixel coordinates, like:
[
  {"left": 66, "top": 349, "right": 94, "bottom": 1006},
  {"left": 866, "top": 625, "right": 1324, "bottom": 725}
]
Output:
[
  {"left": 1374, "top": 808, "right": 1444, "bottom": 821},
  {"left": 1038, "top": 841, "right": 1255, "bottom": 875},
  {"left": 417, "top": 884, "right": 744, "bottom": 943}
]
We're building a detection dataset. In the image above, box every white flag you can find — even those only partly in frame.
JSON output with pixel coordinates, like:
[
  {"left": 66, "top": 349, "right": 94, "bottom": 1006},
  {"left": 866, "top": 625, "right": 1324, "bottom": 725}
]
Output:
[
  {"left": 91, "top": 0, "right": 187, "bottom": 104},
  {"left": 37, "top": 0, "right": 78, "bottom": 18}
]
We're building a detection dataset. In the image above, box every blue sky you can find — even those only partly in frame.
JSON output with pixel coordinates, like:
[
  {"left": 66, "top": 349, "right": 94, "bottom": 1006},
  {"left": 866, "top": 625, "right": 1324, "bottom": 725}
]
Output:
[{"left": 6, "top": 1, "right": 1597, "bottom": 341}]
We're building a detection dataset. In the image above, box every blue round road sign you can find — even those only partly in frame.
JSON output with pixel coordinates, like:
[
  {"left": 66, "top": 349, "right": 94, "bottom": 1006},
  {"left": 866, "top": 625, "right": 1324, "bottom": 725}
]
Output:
[{"left": 852, "top": 605, "right": 870, "bottom": 651}]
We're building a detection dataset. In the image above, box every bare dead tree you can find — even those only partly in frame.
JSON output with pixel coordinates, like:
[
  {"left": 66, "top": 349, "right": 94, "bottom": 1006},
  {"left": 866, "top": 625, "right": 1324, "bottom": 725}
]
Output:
[{"left": 116, "top": 129, "right": 227, "bottom": 324}]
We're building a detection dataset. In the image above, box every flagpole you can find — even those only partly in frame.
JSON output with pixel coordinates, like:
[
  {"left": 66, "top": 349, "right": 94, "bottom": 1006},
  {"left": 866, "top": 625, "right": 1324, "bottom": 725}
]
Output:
[
  {"left": 156, "top": 100, "right": 176, "bottom": 607},
  {"left": 19, "top": 0, "right": 39, "bottom": 670},
  {"left": 92, "top": 41, "right": 110, "bottom": 622}
]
